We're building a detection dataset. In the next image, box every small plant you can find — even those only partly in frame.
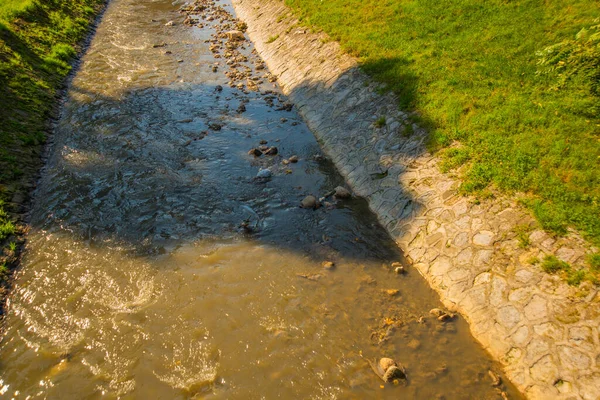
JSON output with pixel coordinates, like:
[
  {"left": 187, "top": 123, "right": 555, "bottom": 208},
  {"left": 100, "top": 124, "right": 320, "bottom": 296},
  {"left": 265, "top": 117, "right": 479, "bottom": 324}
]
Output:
[
  {"left": 588, "top": 253, "right": 600, "bottom": 271},
  {"left": 0, "top": 263, "right": 8, "bottom": 278},
  {"left": 8, "top": 242, "right": 16, "bottom": 252},
  {"left": 401, "top": 123, "right": 414, "bottom": 138},
  {"left": 0, "top": 200, "right": 16, "bottom": 242},
  {"left": 266, "top": 34, "right": 279, "bottom": 43},
  {"left": 541, "top": 255, "right": 570, "bottom": 273},
  {"left": 527, "top": 256, "right": 540, "bottom": 265},
  {"left": 374, "top": 116, "right": 386, "bottom": 128},
  {"left": 514, "top": 225, "right": 531, "bottom": 249},
  {"left": 566, "top": 269, "right": 587, "bottom": 286}
]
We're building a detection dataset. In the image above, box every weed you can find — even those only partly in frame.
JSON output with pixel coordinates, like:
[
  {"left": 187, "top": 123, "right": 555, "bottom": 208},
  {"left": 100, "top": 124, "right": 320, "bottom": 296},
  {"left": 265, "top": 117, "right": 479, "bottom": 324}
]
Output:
[
  {"left": 588, "top": 253, "right": 600, "bottom": 271},
  {"left": 266, "top": 34, "right": 279, "bottom": 43},
  {"left": 8, "top": 241, "right": 16, "bottom": 252},
  {"left": 541, "top": 255, "right": 570, "bottom": 273},
  {"left": 514, "top": 225, "right": 531, "bottom": 249},
  {"left": 566, "top": 269, "right": 587, "bottom": 286},
  {"left": 527, "top": 256, "right": 540, "bottom": 265},
  {"left": 374, "top": 116, "right": 386, "bottom": 128}
]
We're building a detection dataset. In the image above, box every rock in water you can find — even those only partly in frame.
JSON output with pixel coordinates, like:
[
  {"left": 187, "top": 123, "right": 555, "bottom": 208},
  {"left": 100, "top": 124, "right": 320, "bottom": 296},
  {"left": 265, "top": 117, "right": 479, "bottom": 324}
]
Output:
[
  {"left": 248, "top": 148, "right": 262, "bottom": 157},
  {"left": 301, "top": 195, "right": 318, "bottom": 209},
  {"left": 264, "top": 146, "right": 278, "bottom": 156},
  {"left": 288, "top": 155, "right": 299, "bottom": 163},
  {"left": 256, "top": 169, "right": 272, "bottom": 179},
  {"left": 322, "top": 261, "right": 335, "bottom": 270},
  {"left": 368, "top": 357, "right": 407, "bottom": 383},
  {"left": 226, "top": 30, "right": 245, "bottom": 41},
  {"left": 334, "top": 186, "right": 351, "bottom": 199}
]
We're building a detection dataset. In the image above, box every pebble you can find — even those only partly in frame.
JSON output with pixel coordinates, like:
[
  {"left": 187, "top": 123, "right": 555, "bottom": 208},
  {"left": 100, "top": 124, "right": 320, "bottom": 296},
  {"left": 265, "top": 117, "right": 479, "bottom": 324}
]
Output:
[
  {"left": 488, "top": 370, "right": 502, "bottom": 387},
  {"left": 300, "top": 195, "right": 319, "bottom": 209},
  {"left": 248, "top": 148, "right": 262, "bottom": 157},
  {"left": 289, "top": 155, "right": 299, "bottom": 163},
  {"left": 430, "top": 308, "right": 455, "bottom": 321},
  {"left": 334, "top": 186, "right": 351, "bottom": 199},
  {"left": 322, "top": 261, "right": 335, "bottom": 270},
  {"left": 256, "top": 168, "right": 272, "bottom": 179},
  {"left": 391, "top": 262, "right": 405, "bottom": 274},
  {"left": 264, "top": 146, "right": 278, "bottom": 155},
  {"left": 385, "top": 289, "right": 400, "bottom": 296},
  {"left": 165, "top": 21, "right": 176, "bottom": 26},
  {"left": 226, "top": 30, "right": 245, "bottom": 41}
]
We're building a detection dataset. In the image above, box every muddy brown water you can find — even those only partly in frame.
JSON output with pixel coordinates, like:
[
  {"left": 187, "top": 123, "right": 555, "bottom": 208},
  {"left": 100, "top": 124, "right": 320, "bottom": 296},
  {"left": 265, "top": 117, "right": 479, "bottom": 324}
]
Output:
[{"left": 0, "top": 0, "right": 522, "bottom": 398}]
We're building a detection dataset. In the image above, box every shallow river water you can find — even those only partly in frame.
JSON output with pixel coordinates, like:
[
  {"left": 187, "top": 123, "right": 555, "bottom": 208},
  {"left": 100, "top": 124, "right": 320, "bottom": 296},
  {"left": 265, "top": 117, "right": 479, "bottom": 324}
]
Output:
[{"left": 0, "top": 0, "right": 521, "bottom": 398}]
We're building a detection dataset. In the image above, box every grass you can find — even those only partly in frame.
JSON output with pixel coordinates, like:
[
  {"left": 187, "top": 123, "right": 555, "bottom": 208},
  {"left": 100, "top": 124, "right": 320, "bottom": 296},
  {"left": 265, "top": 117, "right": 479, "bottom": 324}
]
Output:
[
  {"left": 541, "top": 255, "right": 598, "bottom": 285},
  {"left": 374, "top": 116, "right": 386, "bottom": 128},
  {"left": 266, "top": 34, "right": 279, "bottom": 43},
  {"left": 0, "top": 0, "right": 105, "bottom": 285},
  {"left": 284, "top": 0, "right": 600, "bottom": 246}
]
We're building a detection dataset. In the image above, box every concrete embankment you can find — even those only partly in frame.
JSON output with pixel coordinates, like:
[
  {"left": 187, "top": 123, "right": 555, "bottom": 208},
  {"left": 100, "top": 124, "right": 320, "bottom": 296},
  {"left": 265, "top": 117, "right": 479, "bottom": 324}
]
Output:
[{"left": 231, "top": 0, "right": 600, "bottom": 397}]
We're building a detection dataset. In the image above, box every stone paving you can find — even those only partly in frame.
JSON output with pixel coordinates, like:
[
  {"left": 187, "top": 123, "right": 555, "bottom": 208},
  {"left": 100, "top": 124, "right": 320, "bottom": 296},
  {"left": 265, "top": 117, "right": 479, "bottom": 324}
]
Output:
[{"left": 231, "top": 0, "right": 600, "bottom": 398}]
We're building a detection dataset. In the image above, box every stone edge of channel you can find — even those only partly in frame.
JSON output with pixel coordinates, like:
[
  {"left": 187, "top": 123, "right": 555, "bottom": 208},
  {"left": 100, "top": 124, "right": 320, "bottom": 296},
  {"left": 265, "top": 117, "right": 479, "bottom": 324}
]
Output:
[{"left": 231, "top": 0, "right": 600, "bottom": 398}]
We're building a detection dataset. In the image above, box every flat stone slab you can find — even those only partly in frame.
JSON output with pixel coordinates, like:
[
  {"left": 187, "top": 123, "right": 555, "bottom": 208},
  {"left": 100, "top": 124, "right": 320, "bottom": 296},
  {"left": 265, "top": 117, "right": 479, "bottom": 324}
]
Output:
[{"left": 232, "top": 0, "right": 600, "bottom": 398}]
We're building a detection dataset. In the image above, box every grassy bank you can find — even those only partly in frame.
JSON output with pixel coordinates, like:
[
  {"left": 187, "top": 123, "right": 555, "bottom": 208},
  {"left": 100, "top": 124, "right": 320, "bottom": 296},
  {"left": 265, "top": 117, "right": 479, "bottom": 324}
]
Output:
[
  {"left": 0, "top": 0, "right": 105, "bottom": 291},
  {"left": 283, "top": 0, "right": 600, "bottom": 249}
]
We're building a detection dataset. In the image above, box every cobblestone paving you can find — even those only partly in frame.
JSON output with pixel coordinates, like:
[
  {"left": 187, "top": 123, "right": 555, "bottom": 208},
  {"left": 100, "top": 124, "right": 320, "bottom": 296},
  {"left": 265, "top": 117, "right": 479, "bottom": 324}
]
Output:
[{"left": 231, "top": 0, "right": 600, "bottom": 398}]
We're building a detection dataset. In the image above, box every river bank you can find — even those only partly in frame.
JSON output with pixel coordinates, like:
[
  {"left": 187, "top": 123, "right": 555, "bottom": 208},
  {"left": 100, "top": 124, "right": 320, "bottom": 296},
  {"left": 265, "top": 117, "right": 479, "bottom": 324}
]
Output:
[
  {"left": 0, "top": 0, "right": 107, "bottom": 313},
  {"left": 230, "top": 0, "right": 600, "bottom": 398}
]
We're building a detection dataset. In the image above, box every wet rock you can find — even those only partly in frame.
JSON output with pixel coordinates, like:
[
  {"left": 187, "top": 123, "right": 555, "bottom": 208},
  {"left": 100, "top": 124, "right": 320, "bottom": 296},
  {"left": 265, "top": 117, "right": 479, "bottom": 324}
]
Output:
[
  {"left": 212, "top": 65, "right": 218, "bottom": 73},
  {"left": 280, "top": 118, "right": 288, "bottom": 123},
  {"left": 264, "top": 146, "right": 278, "bottom": 156},
  {"left": 259, "top": 140, "right": 268, "bottom": 145},
  {"left": 276, "top": 102, "right": 293, "bottom": 111},
  {"left": 322, "top": 261, "right": 335, "bottom": 270},
  {"left": 153, "top": 43, "right": 167, "bottom": 48},
  {"left": 385, "top": 289, "right": 400, "bottom": 296},
  {"left": 430, "top": 308, "right": 455, "bottom": 322},
  {"left": 282, "top": 159, "right": 290, "bottom": 165},
  {"left": 334, "top": 186, "right": 351, "bottom": 199},
  {"left": 165, "top": 20, "right": 176, "bottom": 26},
  {"left": 300, "top": 195, "right": 319, "bottom": 209},
  {"left": 237, "top": 103, "right": 246, "bottom": 113},
  {"left": 208, "top": 122, "right": 222, "bottom": 131},
  {"left": 297, "top": 273, "right": 322, "bottom": 281},
  {"left": 391, "top": 262, "right": 405, "bottom": 274},
  {"left": 368, "top": 358, "right": 407, "bottom": 383},
  {"left": 289, "top": 155, "right": 299, "bottom": 163},
  {"left": 226, "top": 30, "right": 245, "bottom": 41},
  {"left": 488, "top": 370, "right": 502, "bottom": 386},
  {"left": 256, "top": 168, "right": 272, "bottom": 179},
  {"left": 248, "top": 148, "right": 262, "bottom": 157},
  {"left": 215, "top": 85, "right": 223, "bottom": 92},
  {"left": 239, "top": 219, "right": 254, "bottom": 234}
]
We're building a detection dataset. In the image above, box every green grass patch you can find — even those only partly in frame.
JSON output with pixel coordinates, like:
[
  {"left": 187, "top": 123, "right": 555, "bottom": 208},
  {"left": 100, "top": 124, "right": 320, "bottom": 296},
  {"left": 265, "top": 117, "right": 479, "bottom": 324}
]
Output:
[
  {"left": 541, "top": 255, "right": 570, "bottom": 273},
  {"left": 541, "top": 255, "right": 598, "bottom": 285},
  {"left": 284, "top": 0, "right": 600, "bottom": 245},
  {"left": 266, "top": 34, "right": 279, "bottom": 43},
  {"left": 374, "top": 116, "right": 386, "bottom": 128},
  {"left": 0, "top": 0, "right": 105, "bottom": 279}
]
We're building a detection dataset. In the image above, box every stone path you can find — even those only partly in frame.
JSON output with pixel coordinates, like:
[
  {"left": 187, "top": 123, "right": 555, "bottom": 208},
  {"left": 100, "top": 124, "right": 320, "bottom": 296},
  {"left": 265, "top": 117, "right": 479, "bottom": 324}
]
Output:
[{"left": 231, "top": 0, "right": 600, "bottom": 398}]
